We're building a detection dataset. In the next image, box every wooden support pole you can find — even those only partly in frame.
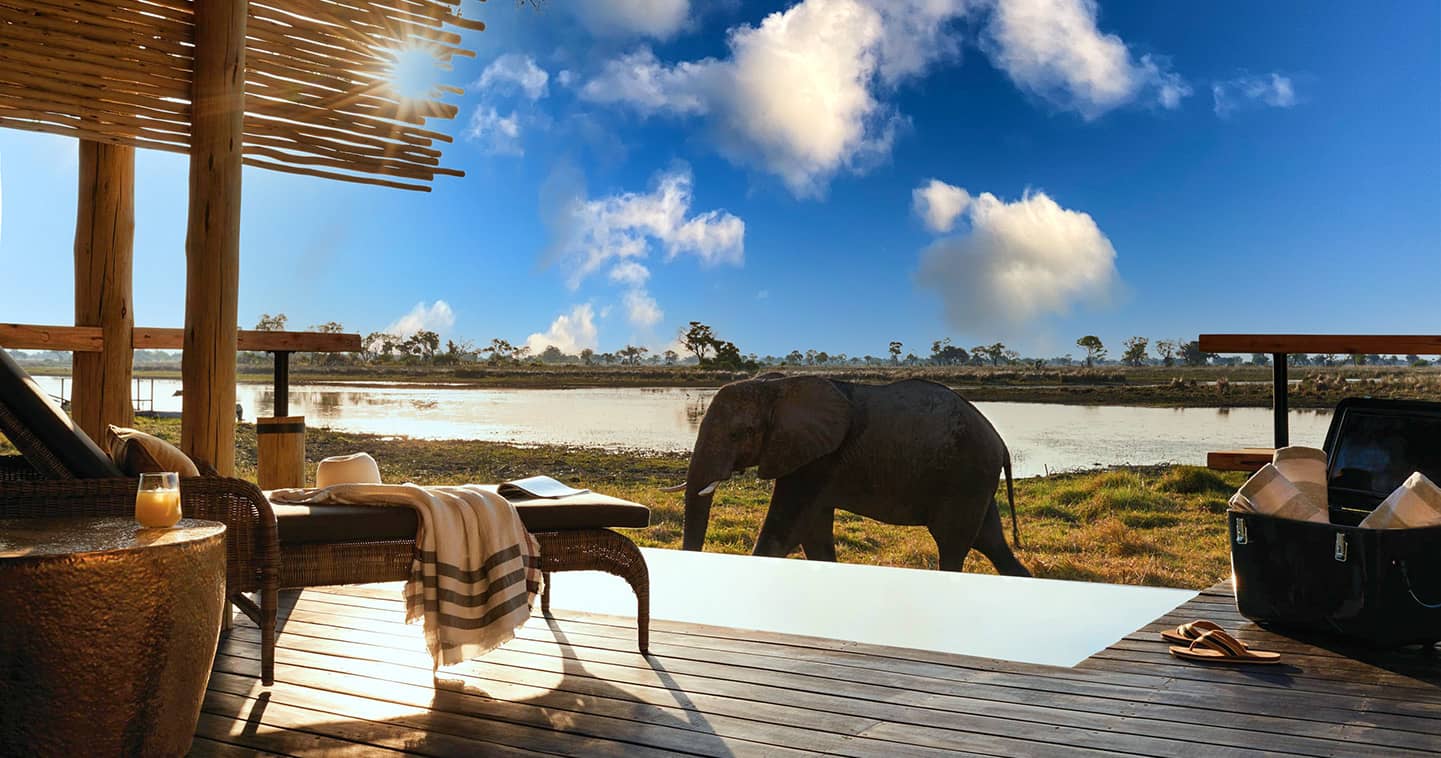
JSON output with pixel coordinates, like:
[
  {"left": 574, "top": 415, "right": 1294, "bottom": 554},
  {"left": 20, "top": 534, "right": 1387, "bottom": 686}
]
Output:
[
  {"left": 71, "top": 140, "right": 135, "bottom": 443},
  {"left": 181, "top": 0, "right": 247, "bottom": 475}
]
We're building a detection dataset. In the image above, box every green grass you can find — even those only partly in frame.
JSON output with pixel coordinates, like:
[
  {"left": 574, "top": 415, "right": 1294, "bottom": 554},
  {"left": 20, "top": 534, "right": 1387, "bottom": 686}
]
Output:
[{"left": 22, "top": 417, "right": 1245, "bottom": 590}]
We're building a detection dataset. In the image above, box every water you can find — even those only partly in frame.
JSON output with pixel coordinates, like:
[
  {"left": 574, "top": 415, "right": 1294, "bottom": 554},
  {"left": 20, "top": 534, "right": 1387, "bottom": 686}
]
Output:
[{"left": 35, "top": 377, "right": 1332, "bottom": 478}]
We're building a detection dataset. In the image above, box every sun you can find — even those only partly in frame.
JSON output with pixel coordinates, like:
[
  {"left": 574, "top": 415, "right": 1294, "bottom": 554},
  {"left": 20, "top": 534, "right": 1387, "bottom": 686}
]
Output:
[{"left": 386, "top": 46, "right": 443, "bottom": 100}]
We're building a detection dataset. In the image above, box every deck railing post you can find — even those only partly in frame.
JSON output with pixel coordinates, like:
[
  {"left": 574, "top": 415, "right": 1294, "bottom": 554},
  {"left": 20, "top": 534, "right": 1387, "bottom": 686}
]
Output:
[
  {"left": 1272, "top": 352, "right": 1289, "bottom": 448},
  {"left": 273, "top": 351, "right": 290, "bottom": 417}
]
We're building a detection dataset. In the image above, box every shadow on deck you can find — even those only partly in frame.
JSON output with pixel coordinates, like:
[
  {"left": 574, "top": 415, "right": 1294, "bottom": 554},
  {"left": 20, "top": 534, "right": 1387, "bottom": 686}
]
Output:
[{"left": 194, "top": 579, "right": 1441, "bottom": 757}]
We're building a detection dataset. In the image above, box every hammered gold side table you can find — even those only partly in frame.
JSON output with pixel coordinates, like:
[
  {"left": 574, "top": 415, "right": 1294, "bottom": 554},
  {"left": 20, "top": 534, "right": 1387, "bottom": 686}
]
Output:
[{"left": 0, "top": 517, "right": 226, "bottom": 756}]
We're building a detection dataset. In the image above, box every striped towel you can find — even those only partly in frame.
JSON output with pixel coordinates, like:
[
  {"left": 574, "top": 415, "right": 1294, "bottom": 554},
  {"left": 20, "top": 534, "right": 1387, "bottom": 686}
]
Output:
[
  {"left": 1359, "top": 472, "right": 1441, "bottom": 529},
  {"left": 270, "top": 483, "right": 542, "bottom": 667},
  {"left": 1229, "top": 463, "right": 1328, "bottom": 523}
]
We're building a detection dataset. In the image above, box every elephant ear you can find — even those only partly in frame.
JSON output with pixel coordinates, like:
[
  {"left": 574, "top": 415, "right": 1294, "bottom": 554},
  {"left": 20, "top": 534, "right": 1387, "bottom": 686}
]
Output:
[{"left": 758, "top": 377, "right": 850, "bottom": 480}]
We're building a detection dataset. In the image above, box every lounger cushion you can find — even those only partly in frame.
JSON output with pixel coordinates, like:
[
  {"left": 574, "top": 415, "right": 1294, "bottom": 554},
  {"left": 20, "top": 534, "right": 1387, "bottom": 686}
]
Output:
[
  {"left": 0, "top": 349, "right": 122, "bottom": 479},
  {"left": 108, "top": 425, "right": 201, "bottom": 478},
  {"left": 271, "top": 493, "right": 651, "bottom": 544}
]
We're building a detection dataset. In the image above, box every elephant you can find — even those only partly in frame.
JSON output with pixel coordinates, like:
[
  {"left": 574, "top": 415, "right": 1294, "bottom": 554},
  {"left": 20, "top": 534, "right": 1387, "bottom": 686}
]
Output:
[{"left": 675, "top": 375, "right": 1029, "bottom": 576}]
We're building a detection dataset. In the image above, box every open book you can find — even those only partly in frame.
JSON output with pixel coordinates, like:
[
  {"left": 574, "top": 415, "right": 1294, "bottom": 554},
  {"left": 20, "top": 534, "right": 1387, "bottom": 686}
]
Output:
[{"left": 497, "top": 475, "right": 590, "bottom": 499}]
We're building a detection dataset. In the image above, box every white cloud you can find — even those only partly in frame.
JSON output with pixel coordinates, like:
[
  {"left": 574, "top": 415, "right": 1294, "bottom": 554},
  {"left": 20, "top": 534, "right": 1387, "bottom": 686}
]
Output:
[
  {"left": 581, "top": 0, "right": 975, "bottom": 198},
  {"left": 912, "top": 178, "right": 972, "bottom": 233},
  {"left": 552, "top": 167, "right": 744, "bottom": 287},
  {"left": 1212, "top": 73, "right": 1297, "bottom": 117},
  {"left": 982, "top": 0, "right": 1188, "bottom": 119},
  {"left": 916, "top": 187, "right": 1120, "bottom": 328},
  {"left": 525, "top": 304, "right": 599, "bottom": 354},
  {"left": 572, "top": 0, "right": 691, "bottom": 40},
  {"left": 476, "top": 54, "right": 550, "bottom": 100},
  {"left": 623, "top": 289, "right": 664, "bottom": 328},
  {"left": 608, "top": 261, "right": 651, "bottom": 286},
  {"left": 465, "top": 107, "right": 524, "bottom": 155},
  {"left": 385, "top": 300, "right": 455, "bottom": 337}
]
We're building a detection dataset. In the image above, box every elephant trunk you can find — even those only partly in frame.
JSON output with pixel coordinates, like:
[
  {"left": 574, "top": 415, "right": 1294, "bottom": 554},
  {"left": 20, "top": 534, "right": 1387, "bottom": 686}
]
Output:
[
  {"left": 682, "top": 486, "right": 716, "bottom": 551},
  {"left": 681, "top": 425, "right": 734, "bottom": 552}
]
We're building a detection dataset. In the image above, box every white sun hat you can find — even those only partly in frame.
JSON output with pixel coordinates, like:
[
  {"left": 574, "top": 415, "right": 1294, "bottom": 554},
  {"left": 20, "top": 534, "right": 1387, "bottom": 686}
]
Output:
[{"left": 315, "top": 452, "right": 382, "bottom": 489}]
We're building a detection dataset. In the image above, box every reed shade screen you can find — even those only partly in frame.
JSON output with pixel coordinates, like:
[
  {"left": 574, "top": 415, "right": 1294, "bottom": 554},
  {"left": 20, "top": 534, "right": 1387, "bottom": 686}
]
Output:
[{"left": 0, "top": 0, "right": 482, "bottom": 190}]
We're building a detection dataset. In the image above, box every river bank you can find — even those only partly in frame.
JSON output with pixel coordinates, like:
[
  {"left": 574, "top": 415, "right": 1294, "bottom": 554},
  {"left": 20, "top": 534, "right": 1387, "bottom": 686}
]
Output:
[
  {"left": 1, "top": 418, "right": 1243, "bottom": 590},
  {"left": 24, "top": 362, "right": 1440, "bottom": 408}
]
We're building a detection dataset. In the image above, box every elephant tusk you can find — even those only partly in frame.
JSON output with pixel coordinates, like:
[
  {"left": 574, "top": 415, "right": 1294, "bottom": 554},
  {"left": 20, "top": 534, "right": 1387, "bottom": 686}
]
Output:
[
  {"left": 659, "top": 482, "right": 687, "bottom": 492},
  {"left": 698, "top": 480, "right": 721, "bottom": 496}
]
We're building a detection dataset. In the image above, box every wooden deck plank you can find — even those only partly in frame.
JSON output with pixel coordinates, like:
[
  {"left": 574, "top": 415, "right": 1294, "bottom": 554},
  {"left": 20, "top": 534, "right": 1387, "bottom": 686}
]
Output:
[
  {"left": 291, "top": 585, "right": 1441, "bottom": 748},
  {"left": 198, "top": 580, "right": 1441, "bottom": 757}
]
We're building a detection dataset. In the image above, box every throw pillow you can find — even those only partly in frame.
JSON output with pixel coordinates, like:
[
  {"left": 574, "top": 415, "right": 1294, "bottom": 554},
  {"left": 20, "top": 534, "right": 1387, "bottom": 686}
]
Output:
[{"left": 107, "top": 425, "right": 201, "bottom": 478}]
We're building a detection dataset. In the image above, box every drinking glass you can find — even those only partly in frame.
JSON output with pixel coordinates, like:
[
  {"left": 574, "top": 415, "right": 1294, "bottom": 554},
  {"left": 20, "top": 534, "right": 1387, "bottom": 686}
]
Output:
[{"left": 135, "top": 472, "right": 182, "bottom": 528}]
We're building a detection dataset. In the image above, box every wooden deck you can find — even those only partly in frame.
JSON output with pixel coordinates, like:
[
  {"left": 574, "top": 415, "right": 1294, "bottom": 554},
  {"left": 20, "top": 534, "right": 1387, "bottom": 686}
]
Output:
[{"left": 194, "top": 580, "right": 1441, "bottom": 757}]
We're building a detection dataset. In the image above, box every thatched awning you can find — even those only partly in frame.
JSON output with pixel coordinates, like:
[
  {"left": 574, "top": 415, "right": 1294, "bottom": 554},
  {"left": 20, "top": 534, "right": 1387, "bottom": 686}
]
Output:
[{"left": 0, "top": 0, "right": 482, "bottom": 190}]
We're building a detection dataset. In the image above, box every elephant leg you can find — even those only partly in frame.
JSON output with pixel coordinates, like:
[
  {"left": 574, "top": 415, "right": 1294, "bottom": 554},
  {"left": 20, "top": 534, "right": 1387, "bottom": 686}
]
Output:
[
  {"left": 753, "top": 474, "right": 825, "bottom": 558},
  {"left": 799, "top": 508, "right": 836, "bottom": 562},
  {"left": 973, "top": 498, "right": 1031, "bottom": 577},
  {"left": 927, "top": 492, "right": 990, "bottom": 572}
]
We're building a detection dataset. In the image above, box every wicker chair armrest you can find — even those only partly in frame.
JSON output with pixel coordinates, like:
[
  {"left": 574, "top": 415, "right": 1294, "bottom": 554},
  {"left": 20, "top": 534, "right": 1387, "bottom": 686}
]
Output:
[
  {"left": 0, "top": 475, "right": 278, "bottom": 593},
  {"left": 0, "top": 454, "right": 45, "bottom": 482}
]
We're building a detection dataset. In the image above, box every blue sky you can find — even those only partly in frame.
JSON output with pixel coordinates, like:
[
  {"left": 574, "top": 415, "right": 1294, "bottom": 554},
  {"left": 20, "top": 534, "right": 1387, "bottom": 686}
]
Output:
[{"left": 1, "top": 0, "right": 1438, "bottom": 359}]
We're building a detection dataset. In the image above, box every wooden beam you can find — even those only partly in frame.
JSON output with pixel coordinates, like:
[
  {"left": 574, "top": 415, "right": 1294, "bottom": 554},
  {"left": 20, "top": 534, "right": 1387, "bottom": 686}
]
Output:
[
  {"left": 1206, "top": 448, "right": 1274, "bottom": 473},
  {"left": 71, "top": 139, "right": 136, "bottom": 442},
  {"left": 0, "top": 325, "right": 361, "bottom": 353},
  {"left": 1200, "top": 334, "right": 1441, "bottom": 356},
  {"left": 0, "top": 324, "right": 103, "bottom": 351},
  {"left": 141, "top": 328, "right": 361, "bottom": 353},
  {"left": 182, "top": 0, "right": 247, "bottom": 475}
]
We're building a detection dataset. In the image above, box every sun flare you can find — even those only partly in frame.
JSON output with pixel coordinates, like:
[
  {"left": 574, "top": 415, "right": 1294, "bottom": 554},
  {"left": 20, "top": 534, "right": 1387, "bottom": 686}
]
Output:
[{"left": 387, "top": 46, "right": 443, "bottom": 100}]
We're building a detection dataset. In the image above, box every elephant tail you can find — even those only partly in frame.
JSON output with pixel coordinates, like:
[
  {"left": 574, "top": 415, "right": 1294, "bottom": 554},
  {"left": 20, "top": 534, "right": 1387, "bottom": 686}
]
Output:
[{"left": 1004, "top": 450, "right": 1021, "bottom": 548}]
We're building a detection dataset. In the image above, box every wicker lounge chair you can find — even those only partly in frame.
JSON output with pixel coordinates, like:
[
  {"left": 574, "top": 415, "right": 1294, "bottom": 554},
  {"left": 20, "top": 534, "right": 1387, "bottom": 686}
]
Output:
[{"left": 0, "top": 351, "right": 652, "bottom": 685}]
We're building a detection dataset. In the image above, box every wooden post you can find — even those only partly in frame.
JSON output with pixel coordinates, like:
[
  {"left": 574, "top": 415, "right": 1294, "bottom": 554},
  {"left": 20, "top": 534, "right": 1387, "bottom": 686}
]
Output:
[
  {"left": 255, "top": 416, "right": 306, "bottom": 489},
  {"left": 181, "top": 0, "right": 247, "bottom": 475},
  {"left": 72, "top": 140, "right": 136, "bottom": 443}
]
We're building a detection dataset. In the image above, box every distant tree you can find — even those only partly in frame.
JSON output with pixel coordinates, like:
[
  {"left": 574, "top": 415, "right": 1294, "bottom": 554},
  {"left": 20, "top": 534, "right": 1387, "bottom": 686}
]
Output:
[
  {"left": 1250, "top": 352, "right": 1270, "bottom": 367},
  {"left": 1002, "top": 349, "right": 1020, "bottom": 364},
  {"left": 1315, "top": 353, "right": 1336, "bottom": 366},
  {"left": 619, "top": 345, "right": 648, "bottom": 365},
  {"left": 663, "top": 349, "right": 678, "bottom": 366},
  {"left": 1121, "top": 336, "right": 1148, "bottom": 367},
  {"left": 1351, "top": 353, "right": 1366, "bottom": 366},
  {"left": 254, "top": 313, "right": 288, "bottom": 331},
  {"left": 706, "top": 340, "right": 756, "bottom": 371},
  {"left": 930, "top": 338, "right": 969, "bottom": 366},
  {"left": 482, "top": 338, "right": 516, "bottom": 363},
  {"left": 904, "top": 352, "right": 919, "bottom": 365},
  {"left": 1154, "top": 339, "right": 1177, "bottom": 367},
  {"left": 599, "top": 352, "right": 617, "bottom": 365},
  {"left": 579, "top": 348, "right": 595, "bottom": 366},
  {"left": 404, "top": 330, "right": 440, "bottom": 360},
  {"left": 1409, "top": 354, "right": 1430, "bottom": 367},
  {"left": 681, "top": 322, "right": 716, "bottom": 363},
  {"left": 1364, "top": 353, "right": 1381, "bottom": 365},
  {"left": 308, "top": 321, "right": 344, "bottom": 334},
  {"left": 538, "top": 345, "right": 566, "bottom": 364},
  {"left": 804, "top": 349, "right": 818, "bottom": 366},
  {"left": 1180, "top": 340, "right": 1212, "bottom": 367},
  {"left": 785, "top": 350, "right": 804, "bottom": 365},
  {"left": 888, "top": 341, "right": 903, "bottom": 364},
  {"left": 1077, "top": 336, "right": 1105, "bottom": 367},
  {"left": 979, "top": 342, "right": 1008, "bottom": 366},
  {"left": 815, "top": 351, "right": 830, "bottom": 365}
]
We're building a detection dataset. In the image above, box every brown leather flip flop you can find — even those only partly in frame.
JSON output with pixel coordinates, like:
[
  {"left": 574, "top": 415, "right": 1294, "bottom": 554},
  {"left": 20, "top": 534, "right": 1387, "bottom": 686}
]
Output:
[
  {"left": 1159, "top": 620, "right": 1231, "bottom": 646},
  {"left": 1169, "top": 629, "right": 1281, "bottom": 665}
]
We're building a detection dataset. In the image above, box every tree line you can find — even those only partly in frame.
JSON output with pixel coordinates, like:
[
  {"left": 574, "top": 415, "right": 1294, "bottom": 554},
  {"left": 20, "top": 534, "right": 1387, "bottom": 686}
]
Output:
[{"left": 235, "top": 314, "right": 1434, "bottom": 370}]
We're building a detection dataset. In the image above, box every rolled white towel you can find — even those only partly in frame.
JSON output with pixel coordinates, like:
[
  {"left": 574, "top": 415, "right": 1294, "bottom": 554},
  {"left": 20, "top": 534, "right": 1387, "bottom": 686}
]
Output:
[
  {"left": 1359, "top": 472, "right": 1441, "bottom": 529},
  {"left": 1272, "top": 446, "right": 1328, "bottom": 514},
  {"left": 1229, "top": 463, "right": 1328, "bottom": 523}
]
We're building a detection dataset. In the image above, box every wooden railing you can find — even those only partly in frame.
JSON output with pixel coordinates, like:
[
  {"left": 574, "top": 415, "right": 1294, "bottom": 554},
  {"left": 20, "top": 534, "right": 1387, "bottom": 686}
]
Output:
[
  {"left": 0, "top": 323, "right": 362, "bottom": 416},
  {"left": 1200, "top": 334, "right": 1441, "bottom": 468}
]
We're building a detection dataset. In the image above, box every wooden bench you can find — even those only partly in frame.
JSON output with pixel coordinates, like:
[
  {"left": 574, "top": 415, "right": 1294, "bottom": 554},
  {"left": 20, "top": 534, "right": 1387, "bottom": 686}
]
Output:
[{"left": 1205, "top": 448, "right": 1274, "bottom": 472}]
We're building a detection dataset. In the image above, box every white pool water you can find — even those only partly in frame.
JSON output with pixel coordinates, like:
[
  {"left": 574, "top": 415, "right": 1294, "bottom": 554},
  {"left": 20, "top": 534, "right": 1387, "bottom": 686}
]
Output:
[{"left": 546, "top": 547, "right": 1196, "bottom": 668}]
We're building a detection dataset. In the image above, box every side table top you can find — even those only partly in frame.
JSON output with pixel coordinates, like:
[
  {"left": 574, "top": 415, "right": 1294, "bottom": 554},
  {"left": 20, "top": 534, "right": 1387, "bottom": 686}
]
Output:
[{"left": 0, "top": 517, "right": 225, "bottom": 560}]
